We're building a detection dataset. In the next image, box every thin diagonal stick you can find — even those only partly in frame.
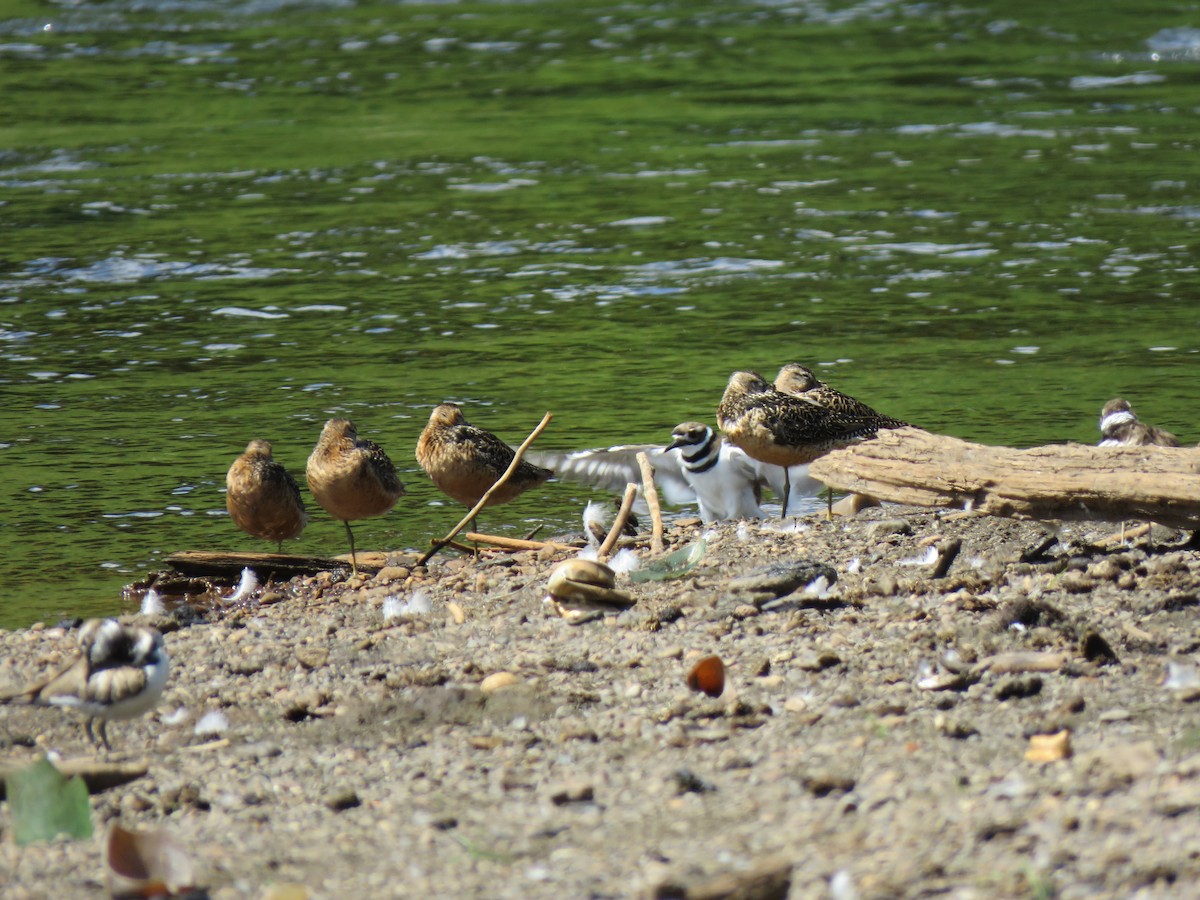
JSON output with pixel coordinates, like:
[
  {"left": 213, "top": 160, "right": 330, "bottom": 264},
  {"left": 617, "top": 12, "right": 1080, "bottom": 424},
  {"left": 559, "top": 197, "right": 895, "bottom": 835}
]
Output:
[
  {"left": 598, "top": 483, "right": 638, "bottom": 562},
  {"left": 418, "top": 411, "right": 554, "bottom": 567},
  {"left": 635, "top": 451, "right": 664, "bottom": 555}
]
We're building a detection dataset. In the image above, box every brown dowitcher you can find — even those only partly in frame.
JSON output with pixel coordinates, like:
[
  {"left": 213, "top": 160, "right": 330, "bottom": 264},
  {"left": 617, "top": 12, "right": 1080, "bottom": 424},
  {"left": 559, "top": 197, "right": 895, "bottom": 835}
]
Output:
[
  {"left": 774, "top": 363, "right": 909, "bottom": 428},
  {"left": 1098, "top": 398, "right": 1179, "bottom": 447},
  {"left": 717, "top": 370, "right": 904, "bottom": 515},
  {"left": 1, "top": 618, "right": 169, "bottom": 750},
  {"left": 306, "top": 418, "right": 405, "bottom": 573},
  {"left": 225, "top": 439, "right": 307, "bottom": 552},
  {"left": 416, "top": 403, "right": 552, "bottom": 510}
]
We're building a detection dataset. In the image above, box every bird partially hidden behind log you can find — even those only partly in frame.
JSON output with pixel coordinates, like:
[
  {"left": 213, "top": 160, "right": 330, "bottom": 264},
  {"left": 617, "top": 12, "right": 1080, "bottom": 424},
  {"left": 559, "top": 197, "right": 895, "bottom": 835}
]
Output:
[
  {"left": 0, "top": 619, "right": 169, "bottom": 751},
  {"left": 774, "top": 363, "right": 909, "bottom": 428},
  {"left": 717, "top": 369, "right": 909, "bottom": 515},
  {"left": 225, "top": 439, "right": 307, "bottom": 552},
  {"left": 1097, "top": 398, "right": 1179, "bottom": 448},
  {"left": 306, "top": 418, "right": 405, "bottom": 574},
  {"left": 416, "top": 403, "right": 552, "bottom": 510}
]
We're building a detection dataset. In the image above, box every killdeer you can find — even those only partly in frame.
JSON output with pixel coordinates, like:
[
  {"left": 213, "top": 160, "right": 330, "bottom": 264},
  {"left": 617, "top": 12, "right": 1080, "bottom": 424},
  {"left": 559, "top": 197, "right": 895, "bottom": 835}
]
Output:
[
  {"left": 665, "top": 421, "right": 767, "bottom": 521},
  {"left": 225, "top": 439, "right": 307, "bottom": 551},
  {"left": 718, "top": 370, "right": 905, "bottom": 515},
  {"left": 529, "top": 423, "right": 821, "bottom": 522},
  {"left": 1098, "top": 398, "right": 1179, "bottom": 447},
  {"left": 416, "top": 403, "right": 552, "bottom": 509},
  {"left": 306, "top": 418, "right": 405, "bottom": 573},
  {"left": 1, "top": 619, "right": 169, "bottom": 750},
  {"left": 528, "top": 441, "right": 696, "bottom": 508}
]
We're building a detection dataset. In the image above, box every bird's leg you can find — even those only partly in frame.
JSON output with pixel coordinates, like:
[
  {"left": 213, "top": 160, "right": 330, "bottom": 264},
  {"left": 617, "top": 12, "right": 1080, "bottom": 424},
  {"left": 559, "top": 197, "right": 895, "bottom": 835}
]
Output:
[
  {"left": 343, "top": 521, "right": 358, "bottom": 575},
  {"left": 86, "top": 717, "right": 111, "bottom": 752},
  {"left": 781, "top": 467, "right": 791, "bottom": 518},
  {"left": 276, "top": 539, "right": 284, "bottom": 553},
  {"left": 826, "top": 487, "right": 835, "bottom": 519}
]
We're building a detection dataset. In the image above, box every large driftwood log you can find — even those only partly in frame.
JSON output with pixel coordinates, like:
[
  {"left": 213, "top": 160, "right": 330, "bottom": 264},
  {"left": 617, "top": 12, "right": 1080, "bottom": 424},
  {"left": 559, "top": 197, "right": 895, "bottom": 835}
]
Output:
[{"left": 809, "top": 427, "right": 1200, "bottom": 529}]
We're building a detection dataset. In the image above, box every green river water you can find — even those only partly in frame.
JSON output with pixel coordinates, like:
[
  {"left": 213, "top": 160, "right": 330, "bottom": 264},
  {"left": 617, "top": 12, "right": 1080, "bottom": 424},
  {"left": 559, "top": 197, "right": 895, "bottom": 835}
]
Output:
[{"left": 2, "top": 0, "right": 1200, "bottom": 628}]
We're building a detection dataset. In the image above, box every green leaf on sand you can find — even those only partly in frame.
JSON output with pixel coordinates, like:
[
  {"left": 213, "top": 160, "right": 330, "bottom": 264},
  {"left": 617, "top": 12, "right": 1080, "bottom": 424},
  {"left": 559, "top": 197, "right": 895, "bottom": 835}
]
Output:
[
  {"left": 6, "top": 756, "right": 93, "bottom": 845},
  {"left": 629, "top": 539, "right": 707, "bottom": 583}
]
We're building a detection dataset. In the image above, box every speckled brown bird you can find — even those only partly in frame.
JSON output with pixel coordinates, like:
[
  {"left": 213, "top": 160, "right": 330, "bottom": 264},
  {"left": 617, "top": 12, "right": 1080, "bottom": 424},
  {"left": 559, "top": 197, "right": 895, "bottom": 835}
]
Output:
[
  {"left": 416, "top": 403, "right": 552, "bottom": 510},
  {"left": 717, "top": 370, "right": 905, "bottom": 515},
  {"left": 225, "top": 439, "right": 307, "bottom": 552},
  {"left": 306, "top": 418, "right": 405, "bottom": 573},
  {"left": 774, "top": 363, "right": 909, "bottom": 428},
  {"left": 1098, "top": 398, "right": 1179, "bottom": 447}
]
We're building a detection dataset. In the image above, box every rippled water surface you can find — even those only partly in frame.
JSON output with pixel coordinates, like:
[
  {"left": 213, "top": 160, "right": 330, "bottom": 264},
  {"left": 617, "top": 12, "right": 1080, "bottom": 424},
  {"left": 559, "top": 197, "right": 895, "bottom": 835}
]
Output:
[{"left": 3, "top": 0, "right": 1200, "bottom": 628}]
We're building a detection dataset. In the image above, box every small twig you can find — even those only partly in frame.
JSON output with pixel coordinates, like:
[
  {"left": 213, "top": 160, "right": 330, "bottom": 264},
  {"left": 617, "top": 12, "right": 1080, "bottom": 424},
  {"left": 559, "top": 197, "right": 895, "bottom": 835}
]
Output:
[
  {"left": 418, "top": 412, "right": 554, "bottom": 567},
  {"left": 636, "top": 451, "right": 664, "bottom": 555},
  {"left": 523, "top": 524, "right": 545, "bottom": 541},
  {"left": 598, "top": 483, "right": 638, "bottom": 562},
  {"left": 1096, "top": 522, "right": 1151, "bottom": 546},
  {"left": 181, "top": 738, "right": 232, "bottom": 753},
  {"left": 930, "top": 537, "right": 961, "bottom": 579},
  {"left": 465, "top": 532, "right": 577, "bottom": 552},
  {"left": 432, "top": 538, "right": 476, "bottom": 554}
]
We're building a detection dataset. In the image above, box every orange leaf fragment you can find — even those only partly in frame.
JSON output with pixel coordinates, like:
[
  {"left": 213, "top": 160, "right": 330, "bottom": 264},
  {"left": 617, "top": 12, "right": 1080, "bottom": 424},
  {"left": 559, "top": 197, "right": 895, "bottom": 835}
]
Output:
[{"left": 686, "top": 655, "right": 726, "bottom": 698}]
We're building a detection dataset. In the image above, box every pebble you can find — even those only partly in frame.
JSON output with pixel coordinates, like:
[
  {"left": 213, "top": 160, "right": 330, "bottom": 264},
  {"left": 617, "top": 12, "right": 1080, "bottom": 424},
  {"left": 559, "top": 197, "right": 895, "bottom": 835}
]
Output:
[
  {"left": 549, "top": 781, "right": 595, "bottom": 805},
  {"left": 728, "top": 561, "right": 838, "bottom": 601},
  {"left": 868, "top": 518, "right": 912, "bottom": 539},
  {"left": 325, "top": 789, "right": 362, "bottom": 812},
  {"left": 480, "top": 671, "right": 520, "bottom": 693},
  {"left": 1058, "top": 570, "right": 1094, "bottom": 594},
  {"left": 794, "top": 651, "right": 841, "bottom": 672},
  {"left": 801, "top": 771, "right": 855, "bottom": 796},
  {"left": 294, "top": 646, "right": 329, "bottom": 670}
]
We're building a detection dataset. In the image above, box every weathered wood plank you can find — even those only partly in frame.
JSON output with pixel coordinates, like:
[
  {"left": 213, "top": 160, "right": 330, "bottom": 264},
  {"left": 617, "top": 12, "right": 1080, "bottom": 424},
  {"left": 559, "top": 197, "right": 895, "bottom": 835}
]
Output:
[
  {"left": 809, "top": 427, "right": 1200, "bottom": 529},
  {"left": 164, "top": 550, "right": 391, "bottom": 579}
]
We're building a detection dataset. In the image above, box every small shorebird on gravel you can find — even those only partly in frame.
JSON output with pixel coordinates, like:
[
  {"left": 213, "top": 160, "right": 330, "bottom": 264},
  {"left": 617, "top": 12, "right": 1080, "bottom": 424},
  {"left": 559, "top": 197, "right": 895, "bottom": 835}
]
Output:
[
  {"left": 1098, "top": 398, "right": 1179, "bottom": 447},
  {"left": 306, "top": 418, "right": 404, "bottom": 573},
  {"left": 717, "top": 370, "right": 906, "bottom": 515},
  {"left": 416, "top": 403, "right": 552, "bottom": 511},
  {"left": 225, "top": 439, "right": 307, "bottom": 551},
  {"left": 0, "top": 618, "right": 169, "bottom": 750}
]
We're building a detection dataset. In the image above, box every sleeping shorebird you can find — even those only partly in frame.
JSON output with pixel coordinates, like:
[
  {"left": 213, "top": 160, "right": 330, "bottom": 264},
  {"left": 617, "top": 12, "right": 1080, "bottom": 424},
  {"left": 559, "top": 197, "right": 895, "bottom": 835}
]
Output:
[
  {"left": 225, "top": 439, "right": 307, "bottom": 552},
  {"left": 718, "top": 370, "right": 906, "bottom": 516},
  {"left": 1098, "top": 398, "right": 1179, "bottom": 447},
  {"left": 306, "top": 418, "right": 405, "bottom": 573},
  {"left": 416, "top": 403, "right": 552, "bottom": 511},
  {"left": 774, "top": 363, "right": 909, "bottom": 427},
  {"left": 1, "top": 619, "right": 169, "bottom": 750}
]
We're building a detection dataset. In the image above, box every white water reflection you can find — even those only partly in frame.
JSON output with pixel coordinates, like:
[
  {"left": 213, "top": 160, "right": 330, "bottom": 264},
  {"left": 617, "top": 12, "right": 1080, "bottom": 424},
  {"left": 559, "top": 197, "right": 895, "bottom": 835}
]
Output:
[
  {"left": 211, "top": 307, "right": 289, "bottom": 319},
  {"left": 10, "top": 255, "right": 300, "bottom": 284},
  {"left": 1070, "top": 73, "right": 1166, "bottom": 90}
]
